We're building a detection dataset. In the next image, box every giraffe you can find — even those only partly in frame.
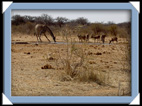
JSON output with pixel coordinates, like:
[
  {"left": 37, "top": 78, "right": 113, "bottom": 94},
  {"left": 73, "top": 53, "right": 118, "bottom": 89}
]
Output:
[{"left": 34, "top": 24, "right": 56, "bottom": 43}]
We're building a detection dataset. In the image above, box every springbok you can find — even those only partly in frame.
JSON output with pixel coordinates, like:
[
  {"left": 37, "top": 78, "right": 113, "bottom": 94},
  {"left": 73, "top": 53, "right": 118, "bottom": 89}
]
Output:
[
  {"left": 101, "top": 35, "right": 106, "bottom": 44},
  {"left": 109, "top": 36, "right": 118, "bottom": 44},
  {"left": 91, "top": 35, "right": 100, "bottom": 43},
  {"left": 34, "top": 24, "right": 56, "bottom": 43}
]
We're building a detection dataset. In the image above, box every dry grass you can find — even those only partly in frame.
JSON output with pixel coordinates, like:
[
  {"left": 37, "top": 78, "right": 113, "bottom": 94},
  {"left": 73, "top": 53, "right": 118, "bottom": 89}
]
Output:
[{"left": 11, "top": 33, "right": 131, "bottom": 96}]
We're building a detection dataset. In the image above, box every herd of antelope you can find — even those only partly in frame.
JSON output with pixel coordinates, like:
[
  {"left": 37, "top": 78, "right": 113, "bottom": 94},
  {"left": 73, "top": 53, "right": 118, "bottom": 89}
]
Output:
[
  {"left": 77, "top": 34, "right": 118, "bottom": 44},
  {"left": 34, "top": 24, "right": 118, "bottom": 44}
]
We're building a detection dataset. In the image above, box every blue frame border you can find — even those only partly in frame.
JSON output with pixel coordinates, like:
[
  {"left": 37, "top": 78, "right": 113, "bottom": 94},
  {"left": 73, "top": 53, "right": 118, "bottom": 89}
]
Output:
[{"left": 3, "top": 3, "right": 139, "bottom": 104}]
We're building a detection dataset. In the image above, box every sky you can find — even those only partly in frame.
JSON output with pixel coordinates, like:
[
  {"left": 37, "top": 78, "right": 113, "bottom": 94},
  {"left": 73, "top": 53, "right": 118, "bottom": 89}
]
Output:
[{"left": 11, "top": 10, "right": 131, "bottom": 24}]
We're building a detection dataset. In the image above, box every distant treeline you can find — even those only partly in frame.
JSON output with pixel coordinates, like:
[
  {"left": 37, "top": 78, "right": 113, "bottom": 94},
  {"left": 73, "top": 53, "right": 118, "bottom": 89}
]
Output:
[
  {"left": 12, "top": 14, "right": 90, "bottom": 27},
  {"left": 12, "top": 14, "right": 131, "bottom": 38}
]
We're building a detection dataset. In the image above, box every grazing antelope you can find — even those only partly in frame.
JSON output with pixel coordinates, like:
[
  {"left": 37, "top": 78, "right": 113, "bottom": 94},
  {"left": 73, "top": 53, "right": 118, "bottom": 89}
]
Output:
[
  {"left": 77, "top": 34, "right": 83, "bottom": 42},
  {"left": 101, "top": 35, "right": 106, "bottom": 44},
  {"left": 77, "top": 34, "right": 89, "bottom": 42},
  {"left": 34, "top": 24, "right": 56, "bottom": 43},
  {"left": 86, "top": 34, "right": 90, "bottom": 42},
  {"left": 109, "top": 36, "right": 118, "bottom": 44},
  {"left": 91, "top": 35, "right": 100, "bottom": 43}
]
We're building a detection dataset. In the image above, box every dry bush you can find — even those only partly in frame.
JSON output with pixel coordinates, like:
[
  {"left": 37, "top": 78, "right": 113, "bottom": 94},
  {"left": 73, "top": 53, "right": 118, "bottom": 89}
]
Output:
[
  {"left": 59, "top": 43, "right": 85, "bottom": 78},
  {"left": 12, "top": 22, "right": 35, "bottom": 35},
  {"left": 75, "top": 66, "right": 96, "bottom": 82},
  {"left": 77, "top": 25, "right": 92, "bottom": 35},
  {"left": 55, "top": 40, "right": 97, "bottom": 82},
  {"left": 90, "top": 23, "right": 105, "bottom": 35},
  {"left": 54, "top": 35, "right": 111, "bottom": 83},
  {"left": 108, "top": 24, "right": 118, "bottom": 37},
  {"left": 93, "top": 70, "right": 108, "bottom": 85},
  {"left": 117, "top": 27, "right": 128, "bottom": 38}
]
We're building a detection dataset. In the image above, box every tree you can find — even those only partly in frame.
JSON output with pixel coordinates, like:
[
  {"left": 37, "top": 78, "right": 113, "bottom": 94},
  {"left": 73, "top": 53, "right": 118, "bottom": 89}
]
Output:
[
  {"left": 75, "top": 17, "right": 89, "bottom": 25},
  {"left": 12, "top": 15, "right": 26, "bottom": 25},
  {"left": 107, "top": 21, "right": 115, "bottom": 25},
  {"left": 41, "top": 14, "right": 54, "bottom": 25},
  {"left": 55, "top": 17, "right": 68, "bottom": 27},
  {"left": 23, "top": 15, "right": 35, "bottom": 23},
  {"left": 34, "top": 16, "right": 44, "bottom": 24}
]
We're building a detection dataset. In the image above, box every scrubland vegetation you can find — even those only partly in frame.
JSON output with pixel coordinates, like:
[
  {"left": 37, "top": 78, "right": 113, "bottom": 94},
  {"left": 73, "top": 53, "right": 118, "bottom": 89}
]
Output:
[
  {"left": 11, "top": 14, "right": 131, "bottom": 96},
  {"left": 12, "top": 14, "right": 131, "bottom": 38}
]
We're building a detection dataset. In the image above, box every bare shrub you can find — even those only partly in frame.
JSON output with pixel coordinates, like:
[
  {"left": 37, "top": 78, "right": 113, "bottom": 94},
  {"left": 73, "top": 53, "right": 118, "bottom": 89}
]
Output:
[
  {"left": 61, "top": 44, "right": 85, "bottom": 78},
  {"left": 55, "top": 38, "right": 97, "bottom": 82}
]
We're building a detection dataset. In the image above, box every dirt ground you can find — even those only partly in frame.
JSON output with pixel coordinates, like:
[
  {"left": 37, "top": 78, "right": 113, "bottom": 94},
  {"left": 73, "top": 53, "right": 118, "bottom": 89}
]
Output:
[{"left": 11, "top": 34, "right": 131, "bottom": 96}]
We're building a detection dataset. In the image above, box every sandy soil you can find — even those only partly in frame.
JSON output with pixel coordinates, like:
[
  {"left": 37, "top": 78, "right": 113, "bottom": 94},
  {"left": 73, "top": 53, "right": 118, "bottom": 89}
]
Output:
[{"left": 11, "top": 34, "right": 131, "bottom": 96}]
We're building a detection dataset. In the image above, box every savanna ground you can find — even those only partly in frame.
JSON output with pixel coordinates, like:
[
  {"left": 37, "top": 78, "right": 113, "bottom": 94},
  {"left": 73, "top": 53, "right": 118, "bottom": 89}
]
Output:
[{"left": 11, "top": 33, "right": 131, "bottom": 96}]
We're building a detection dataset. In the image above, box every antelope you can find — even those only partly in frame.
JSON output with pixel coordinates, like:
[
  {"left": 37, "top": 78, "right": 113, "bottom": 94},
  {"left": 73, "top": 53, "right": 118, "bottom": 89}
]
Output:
[
  {"left": 91, "top": 35, "right": 100, "bottom": 43},
  {"left": 101, "top": 35, "right": 106, "bottom": 44},
  {"left": 77, "top": 34, "right": 89, "bottom": 42},
  {"left": 86, "top": 34, "right": 90, "bottom": 42},
  {"left": 34, "top": 24, "right": 56, "bottom": 43},
  {"left": 77, "top": 34, "right": 83, "bottom": 42},
  {"left": 109, "top": 36, "right": 118, "bottom": 44}
]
